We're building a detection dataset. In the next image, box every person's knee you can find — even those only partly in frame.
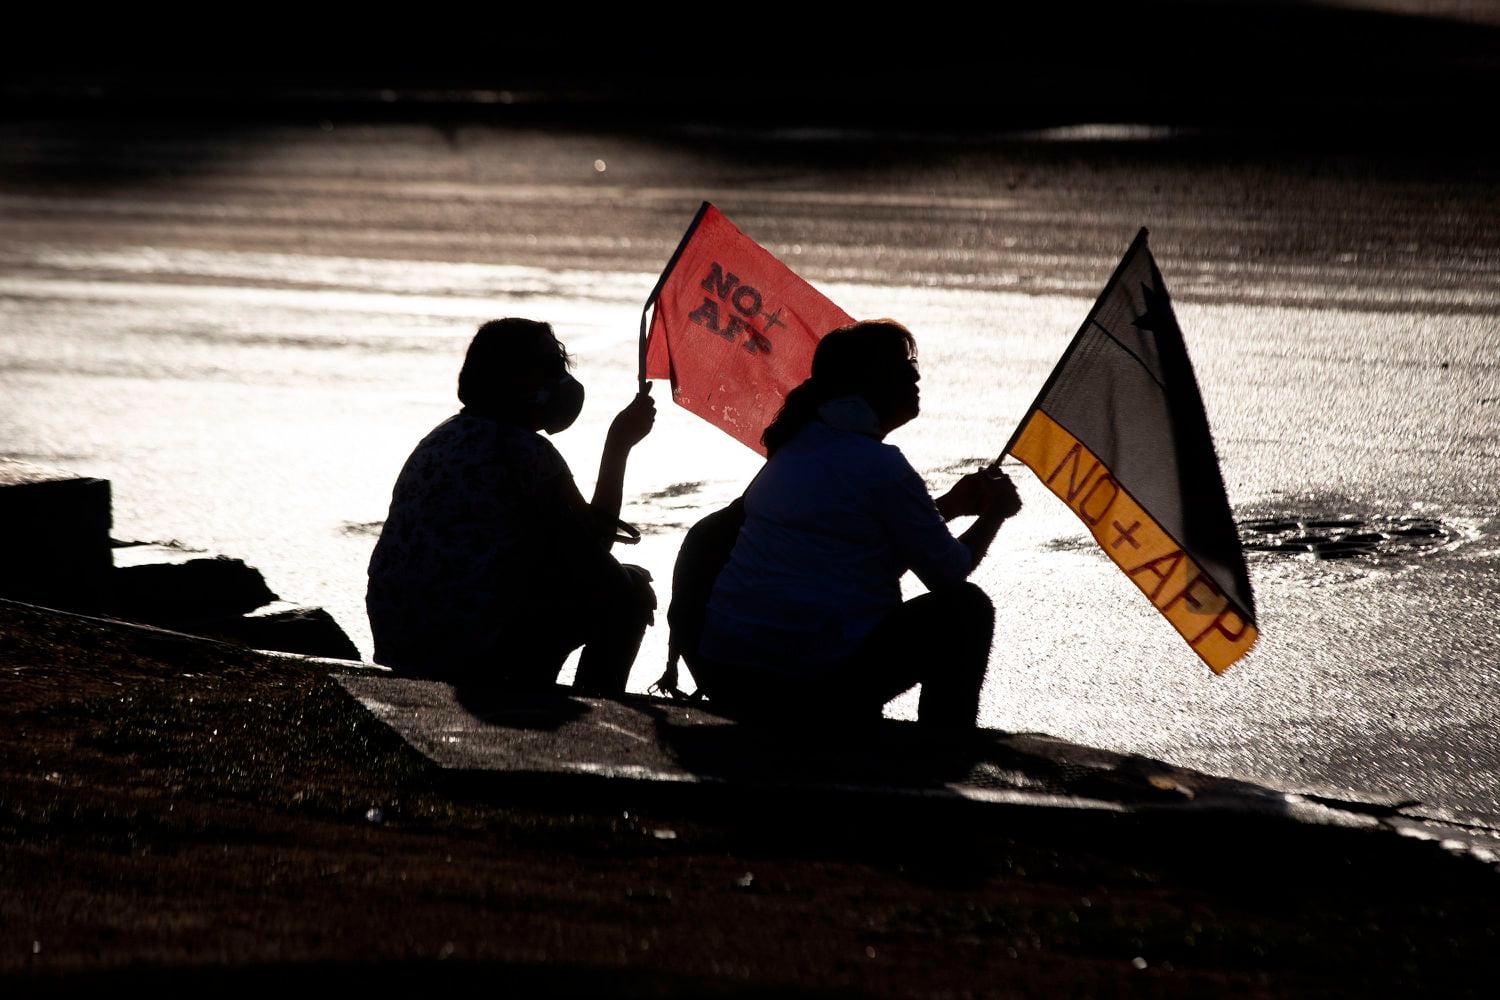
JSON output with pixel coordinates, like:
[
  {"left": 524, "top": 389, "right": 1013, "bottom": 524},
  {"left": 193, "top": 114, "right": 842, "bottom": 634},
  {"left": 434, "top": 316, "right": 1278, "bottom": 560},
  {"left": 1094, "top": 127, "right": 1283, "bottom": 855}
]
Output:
[
  {"left": 616, "top": 562, "right": 657, "bottom": 632},
  {"left": 936, "top": 581, "right": 994, "bottom": 627},
  {"left": 574, "top": 559, "right": 655, "bottom": 635},
  {"left": 952, "top": 580, "right": 992, "bottom": 610},
  {"left": 609, "top": 563, "right": 657, "bottom": 617},
  {"left": 926, "top": 583, "right": 994, "bottom": 677}
]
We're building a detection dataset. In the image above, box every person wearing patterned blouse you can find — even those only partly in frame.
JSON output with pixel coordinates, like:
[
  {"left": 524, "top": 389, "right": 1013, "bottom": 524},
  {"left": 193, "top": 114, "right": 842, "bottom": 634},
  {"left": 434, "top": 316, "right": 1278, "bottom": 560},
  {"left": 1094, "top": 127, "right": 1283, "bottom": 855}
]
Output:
[{"left": 367, "top": 318, "right": 656, "bottom": 694}]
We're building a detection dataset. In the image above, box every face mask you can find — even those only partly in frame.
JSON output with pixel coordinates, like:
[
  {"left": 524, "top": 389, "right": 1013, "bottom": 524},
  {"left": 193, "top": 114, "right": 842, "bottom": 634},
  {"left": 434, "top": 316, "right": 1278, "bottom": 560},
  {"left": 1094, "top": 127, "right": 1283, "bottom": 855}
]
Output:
[{"left": 535, "top": 373, "right": 585, "bottom": 434}]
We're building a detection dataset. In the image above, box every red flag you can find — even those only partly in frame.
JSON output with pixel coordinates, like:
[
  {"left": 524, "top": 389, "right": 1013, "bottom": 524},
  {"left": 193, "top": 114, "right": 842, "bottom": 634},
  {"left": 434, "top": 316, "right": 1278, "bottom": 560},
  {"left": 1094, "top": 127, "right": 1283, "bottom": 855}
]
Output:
[{"left": 643, "top": 203, "right": 853, "bottom": 454}]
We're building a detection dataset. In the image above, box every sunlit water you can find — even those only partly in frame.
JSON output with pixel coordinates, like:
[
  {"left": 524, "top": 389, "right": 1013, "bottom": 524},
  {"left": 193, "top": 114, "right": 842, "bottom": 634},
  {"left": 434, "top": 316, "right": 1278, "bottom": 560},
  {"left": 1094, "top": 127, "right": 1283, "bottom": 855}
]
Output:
[
  {"left": 3, "top": 123, "right": 1498, "bottom": 836},
  {"left": 5, "top": 243, "right": 1497, "bottom": 830}
]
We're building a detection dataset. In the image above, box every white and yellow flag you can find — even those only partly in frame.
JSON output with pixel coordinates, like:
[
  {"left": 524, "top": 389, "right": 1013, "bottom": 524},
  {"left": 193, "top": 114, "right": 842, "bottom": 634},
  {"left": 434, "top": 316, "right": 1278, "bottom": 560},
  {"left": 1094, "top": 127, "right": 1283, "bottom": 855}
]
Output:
[{"left": 1004, "top": 230, "right": 1257, "bottom": 672}]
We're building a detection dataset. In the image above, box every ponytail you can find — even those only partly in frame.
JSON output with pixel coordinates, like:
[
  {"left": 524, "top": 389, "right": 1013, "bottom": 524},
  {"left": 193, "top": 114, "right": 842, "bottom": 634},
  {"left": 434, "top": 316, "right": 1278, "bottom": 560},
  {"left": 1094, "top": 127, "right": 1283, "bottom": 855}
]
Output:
[{"left": 761, "top": 377, "right": 828, "bottom": 456}]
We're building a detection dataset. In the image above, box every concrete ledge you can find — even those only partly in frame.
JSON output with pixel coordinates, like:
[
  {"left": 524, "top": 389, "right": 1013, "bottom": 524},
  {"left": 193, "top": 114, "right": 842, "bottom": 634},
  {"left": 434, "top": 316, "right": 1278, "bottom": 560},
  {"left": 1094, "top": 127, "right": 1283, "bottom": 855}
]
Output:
[
  {"left": 336, "top": 676, "right": 1500, "bottom": 866},
  {"left": 337, "top": 677, "right": 1407, "bottom": 827}
]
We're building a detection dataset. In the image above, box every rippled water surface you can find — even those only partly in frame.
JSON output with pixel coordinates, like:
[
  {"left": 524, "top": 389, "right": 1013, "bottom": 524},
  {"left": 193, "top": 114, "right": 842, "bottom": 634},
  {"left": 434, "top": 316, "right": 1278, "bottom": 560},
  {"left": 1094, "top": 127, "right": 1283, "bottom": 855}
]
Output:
[{"left": 3, "top": 120, "right": 1497, "bottom": 831}]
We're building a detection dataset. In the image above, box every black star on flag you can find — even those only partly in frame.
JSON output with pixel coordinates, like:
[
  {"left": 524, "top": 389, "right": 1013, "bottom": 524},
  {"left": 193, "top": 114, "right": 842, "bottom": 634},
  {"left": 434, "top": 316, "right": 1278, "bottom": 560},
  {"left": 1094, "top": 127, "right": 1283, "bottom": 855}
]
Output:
[{"left": 1131, "top": 279, "right": 1175, "bottom": 336}]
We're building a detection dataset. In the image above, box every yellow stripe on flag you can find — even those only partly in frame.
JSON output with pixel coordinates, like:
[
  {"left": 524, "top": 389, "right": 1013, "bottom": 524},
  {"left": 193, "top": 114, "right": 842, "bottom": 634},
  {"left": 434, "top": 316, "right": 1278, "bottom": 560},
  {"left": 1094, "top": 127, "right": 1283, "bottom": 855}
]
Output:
[{"left": 1010, "top": 410, "right": 1257, "bottom": 673}]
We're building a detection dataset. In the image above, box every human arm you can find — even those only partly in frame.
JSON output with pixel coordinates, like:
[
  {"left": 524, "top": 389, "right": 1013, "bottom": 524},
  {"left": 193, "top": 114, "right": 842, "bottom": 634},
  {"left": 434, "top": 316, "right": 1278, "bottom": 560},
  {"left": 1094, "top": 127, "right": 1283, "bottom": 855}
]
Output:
[
  {"left": 561, "top": 386, "right": 655, "bottom": 547},
  {"left": 882, "top": 460, "right": 1022, "bottom": 588},
  {"left": 935, "top": 461, "right": 1018, "bottom": 522},
  {"left": 953, "top": 471, "right": 1022, "bottom": 569},
  {"left": 936, "top": 463, "right": 1023, "bottom": 568}
]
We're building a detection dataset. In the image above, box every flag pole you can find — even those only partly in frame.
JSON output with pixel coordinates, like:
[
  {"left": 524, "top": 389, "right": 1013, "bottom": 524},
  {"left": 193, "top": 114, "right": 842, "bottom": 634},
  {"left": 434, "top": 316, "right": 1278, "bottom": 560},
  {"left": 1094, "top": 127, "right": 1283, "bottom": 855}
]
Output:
[
  {"left": 998, "top": 227, "right": 1150, "bottom": 459},
  {"left": 639, "top": 201, "right": 713, "bottom": 392}
]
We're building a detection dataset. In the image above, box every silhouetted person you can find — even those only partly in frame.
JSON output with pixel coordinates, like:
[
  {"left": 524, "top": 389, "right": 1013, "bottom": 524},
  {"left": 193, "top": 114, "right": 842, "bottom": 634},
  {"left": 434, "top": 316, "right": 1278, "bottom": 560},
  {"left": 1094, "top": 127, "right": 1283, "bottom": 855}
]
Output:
[
  {"left": 689, "top": 320, "right": 1021, "bottom": 727},
  {"left": 367, "top": 318, "right": 656, "bottom": 694}
]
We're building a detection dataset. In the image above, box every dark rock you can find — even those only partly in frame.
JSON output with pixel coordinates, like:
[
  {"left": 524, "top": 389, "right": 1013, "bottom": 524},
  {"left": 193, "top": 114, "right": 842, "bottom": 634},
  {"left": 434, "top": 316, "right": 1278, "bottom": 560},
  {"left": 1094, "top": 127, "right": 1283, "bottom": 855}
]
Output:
[
  {"left": 201, "top": 603, "right": 360, "bottom": 661},
  {"left": 1, "top": 462, "right": 359, "bottom": 662},
  {"left": 111, "top": 555, "right": 278, "bottom": 623},
  {"left": 0, "top": 460, "right": 112, "bottom": 611}
]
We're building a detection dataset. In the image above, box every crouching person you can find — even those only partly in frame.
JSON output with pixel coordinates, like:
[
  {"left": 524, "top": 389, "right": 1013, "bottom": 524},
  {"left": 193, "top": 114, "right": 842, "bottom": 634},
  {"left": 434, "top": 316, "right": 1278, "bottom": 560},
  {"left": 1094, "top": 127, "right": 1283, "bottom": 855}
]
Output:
[
  {"left": 367, "top": 318, "right": 656, "bottom": 695},
  {"left": 686, "top": 320, "right": 1021, "bottom": 728}
]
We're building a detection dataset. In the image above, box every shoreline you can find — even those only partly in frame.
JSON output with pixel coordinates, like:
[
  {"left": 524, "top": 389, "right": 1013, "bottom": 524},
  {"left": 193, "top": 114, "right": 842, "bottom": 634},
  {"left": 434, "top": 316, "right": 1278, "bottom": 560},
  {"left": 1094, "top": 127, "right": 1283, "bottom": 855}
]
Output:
[{"left": 4, "top": 598, "right": 1498, "bottom": 995}]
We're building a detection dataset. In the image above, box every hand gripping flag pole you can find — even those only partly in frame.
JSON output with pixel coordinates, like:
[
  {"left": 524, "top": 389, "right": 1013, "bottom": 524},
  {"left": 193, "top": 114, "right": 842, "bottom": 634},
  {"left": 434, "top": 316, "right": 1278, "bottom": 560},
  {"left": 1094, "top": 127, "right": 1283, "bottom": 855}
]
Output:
[
  {"left": 1002, "top": 229, "right": 1258, "bottom": 673},
  {"left": 639, "top": 201, "right": 712, "bottom": 394}
]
